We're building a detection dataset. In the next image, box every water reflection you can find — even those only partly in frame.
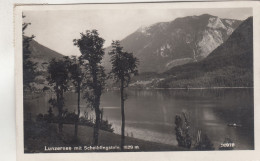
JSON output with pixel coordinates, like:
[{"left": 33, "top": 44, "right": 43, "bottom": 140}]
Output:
[
  {"left": 100, "top": 88, "right": 254, "bottom": 149},
  {"left": 24, "top": 88, "right": 254, "bottom": 150}
]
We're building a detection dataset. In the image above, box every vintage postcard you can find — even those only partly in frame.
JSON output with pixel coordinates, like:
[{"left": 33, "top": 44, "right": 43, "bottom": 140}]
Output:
[{"left": 15, "top": 1, "right": 260, "bottom": 161}]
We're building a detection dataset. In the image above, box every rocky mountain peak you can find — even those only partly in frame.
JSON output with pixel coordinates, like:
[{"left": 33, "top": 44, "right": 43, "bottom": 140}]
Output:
[
  {"left": 207, "top": 17, "right": 226, "bottom": 29},
  {"left": 137, "top": 26, "right": 151, "bottom": 36},
  {"left": 103, "top": 14, "right": 242, "bottom": 73}
]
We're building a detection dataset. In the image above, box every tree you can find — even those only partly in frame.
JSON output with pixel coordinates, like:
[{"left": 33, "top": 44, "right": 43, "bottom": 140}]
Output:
[
  {"left": 175, "top": 112, "right": 192, "bottom": 149},
  {"left": 46, "top": 107, "right": 54, "bottom": 123},
  {"left": 22, "top": 14, "right": 38, "bottom": 89},
  {"left": 66, "top": 56, "right": 85, "bottom": 140},
  {"left": 47, "top": 58, "right": 70, "bottom": 133},
  {"left": 73, "top": 30, "right": 106, "bottom": 145},
  {"left": 108, "top": 40, "right": 138, "bottom": 150}
]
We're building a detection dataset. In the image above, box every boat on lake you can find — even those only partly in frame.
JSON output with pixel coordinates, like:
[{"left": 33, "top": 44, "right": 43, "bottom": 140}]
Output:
[{"left": 227, "top": 123, "right": 242, "bottom": 127}]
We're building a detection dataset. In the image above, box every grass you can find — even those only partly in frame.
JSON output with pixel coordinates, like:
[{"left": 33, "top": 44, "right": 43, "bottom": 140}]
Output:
[{"left": 24, "top": 121, "right": 186, "bottom": 153}]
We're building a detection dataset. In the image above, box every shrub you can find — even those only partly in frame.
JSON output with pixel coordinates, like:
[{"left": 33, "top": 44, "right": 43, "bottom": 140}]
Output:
[
  {"left": 194, "top": 134, "right": 215, "bottom": 150},
  {"left": 175, "top": 112, "right": 192, "bottom": 148}
]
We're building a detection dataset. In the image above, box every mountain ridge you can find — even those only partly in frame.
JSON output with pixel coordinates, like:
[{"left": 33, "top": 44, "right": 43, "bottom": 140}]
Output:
[
  {"left": 27, "top": 39, "right": 64, "bottom": 71},
  {"left": 131, "top": 16, "right": 253, "bottom": 88},
  {"left": 24, "top": 38, "right": 65, "bottom": 90},
  {"left": 103, "top": 14, "right": 242, "bottom": 73}
]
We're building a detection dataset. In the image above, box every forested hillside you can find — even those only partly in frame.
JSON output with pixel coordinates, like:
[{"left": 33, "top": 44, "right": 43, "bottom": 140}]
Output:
[{"left": 130, "top": 17, "right": 253, "bottom": 88}]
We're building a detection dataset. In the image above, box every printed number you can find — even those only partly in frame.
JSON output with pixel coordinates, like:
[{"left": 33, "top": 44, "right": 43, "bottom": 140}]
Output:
[
  {"left": 220, "top": 143, "right": 235, "bottom": 147},
  {"left": 124, "top": 145, "right": 134, "bottom": 150}
]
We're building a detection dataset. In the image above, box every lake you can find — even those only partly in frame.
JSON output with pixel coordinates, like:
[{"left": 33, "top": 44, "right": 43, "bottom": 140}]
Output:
[{"left": 24, "top": 88, "right": 254, "bottom": 150}]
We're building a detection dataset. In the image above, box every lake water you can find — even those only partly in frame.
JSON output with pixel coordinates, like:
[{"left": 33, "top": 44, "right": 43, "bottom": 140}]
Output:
[{"left": 24, "top": 88, "right": 254, "bottom": 150}]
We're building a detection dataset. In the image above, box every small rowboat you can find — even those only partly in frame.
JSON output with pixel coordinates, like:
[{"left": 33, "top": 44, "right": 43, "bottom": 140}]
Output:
[{"left": 227, "top": 123, "right": 242, "bottom": 127}]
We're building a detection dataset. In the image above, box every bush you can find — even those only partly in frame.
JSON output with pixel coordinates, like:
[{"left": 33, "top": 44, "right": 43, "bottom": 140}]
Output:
[
  {"left": 194, "top": 134, "right": 215, "bottom": 150},
  {"left": 36, "top": 111, "right": 114, "bottom": 133},
  {"left": 36, "top": 113, "right": 44, "bottom": 122},
  {"left": 175, "top": 113, "right": 192, "bottom": 148},
  {"left": 100, "top": 120, "right": 114, "bottom": 133}
]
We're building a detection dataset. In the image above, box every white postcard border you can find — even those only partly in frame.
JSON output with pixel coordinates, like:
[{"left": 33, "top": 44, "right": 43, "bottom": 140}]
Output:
[{"left": 15, "top": 1, "right": 260, "bottom": 161}]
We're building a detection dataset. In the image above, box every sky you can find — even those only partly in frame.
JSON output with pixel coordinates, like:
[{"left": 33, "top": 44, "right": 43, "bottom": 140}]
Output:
[{"left": 23, "top": 8, "right": 252, "bottom": 56}]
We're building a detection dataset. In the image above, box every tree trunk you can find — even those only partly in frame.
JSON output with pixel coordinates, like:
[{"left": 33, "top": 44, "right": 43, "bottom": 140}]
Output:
[
  {"left": 74, "top": 83, "right": 80, "bottom": 140},
  {"left": 92, "top": 67, "right": 101, "bottom": 146},
  {"left": 120, "top": 79, "right": 125, "bottom": 150},
  {"left": 93, "top": 106, "right": 100, "bottom": 145},
  {"left": 100, "top": 109, "right": 103, "bottom": 124},
  {"left": 57, "top": 90, "right": 63, "bottom": 133}
]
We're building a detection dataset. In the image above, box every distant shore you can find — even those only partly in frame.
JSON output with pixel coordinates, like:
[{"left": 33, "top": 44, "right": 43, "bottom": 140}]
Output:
[
  {"left": 24, "top": 86, "right": 254, "bottom": 95},
  {"left": 109, "top": 86, "right": 254, "bottom": 90},
  {"left": 152, "top": 87, "right": 254, "bottom": 90}
]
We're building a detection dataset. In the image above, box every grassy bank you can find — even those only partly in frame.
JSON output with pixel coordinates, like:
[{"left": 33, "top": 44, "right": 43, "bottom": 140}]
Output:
[{"left": 24, "top": 121, "right": 185, "bottom": 153}]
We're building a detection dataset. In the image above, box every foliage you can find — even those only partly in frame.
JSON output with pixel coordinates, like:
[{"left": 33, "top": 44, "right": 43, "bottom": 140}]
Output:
[
  {"left": 108, "top": 40, "right": 139, "bottom": 86},
  {"left": 46, "top": 107, "right": 54, "bottom": 123},
  {"left": 100, "top": 120, "right": 114, "bottom": 133},
  {"left": 22, "top": 14, "right": 38, "bottom": 89},
  {"left": 194, "top": 133, "right": 215, "bottom": 150},
  {"left": 157, "top": 51, "right": 253, "bottom": 88},
  {"left": 47, "top": 57, "right": 70, "bottom": 132},
  {"left": 135, "top": 19, "right": 253, "bottom": 89},
  {"left": 64, "top": 55, "right": 85, "bottom": 139},
  {"left": 35, "top": 112, "right": 114, "bottom": 133},
  {"left": 73, "top": 29, "right": 106, "bottom": 145},
  {"left": 42, "top": 86, "right": 50, "bottom": 91},
  {"left": 174, "top": 112, "right": 216, "bottom": 150},
  {"left": 65, "top": 56, "right": 85, "bottom": 92},
  {"left": 155, "top": 18, "right": 253, "bottom": 88},
  {"left": 174, "top": 113, "right": 192, "bottom": 149},
  {"left": 36, "top": 113, "right": 44, "bottom": 122},
  {"left": 47, "top": 58, "right": 70, "bottom": 91},
  {"left": 108, "top": 40, "right": 138, "bottom": 150}
]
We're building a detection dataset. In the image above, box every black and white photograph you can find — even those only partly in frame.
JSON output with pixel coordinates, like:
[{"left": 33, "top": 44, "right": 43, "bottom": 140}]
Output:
[{"left": 15, "top": 1, "right": 257, "bottom": 156}]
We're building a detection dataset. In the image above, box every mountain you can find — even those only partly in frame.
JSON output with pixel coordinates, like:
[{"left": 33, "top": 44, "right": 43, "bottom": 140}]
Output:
[
  {"left": 207, "top": 17, "right": 253, "bottom": 58},
  {"left": 27, "top": 39, "right": 64, "bottom": 71},
  {"left": 24, "top": 39, "right": 65, "bottom": 90},
  {"left": 137, "top": 17, "right": 253, "bottom": 88},
  {"left": 103, "top": 14, "right": 242, "bottom": 73}
]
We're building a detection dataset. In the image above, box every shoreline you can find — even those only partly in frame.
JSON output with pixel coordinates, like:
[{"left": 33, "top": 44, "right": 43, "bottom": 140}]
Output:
[
  {"left": 108, "top": 87, "right": 253, "bottom": 91},
  {"left": 24, "top": 87, "right": 254, "bottom": 95},
  {"left": 24, "top": 122, "right": 185, "bottom": 153},
  {"left": 152, "top": 87, "right": 254, "bottom": 90}
]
